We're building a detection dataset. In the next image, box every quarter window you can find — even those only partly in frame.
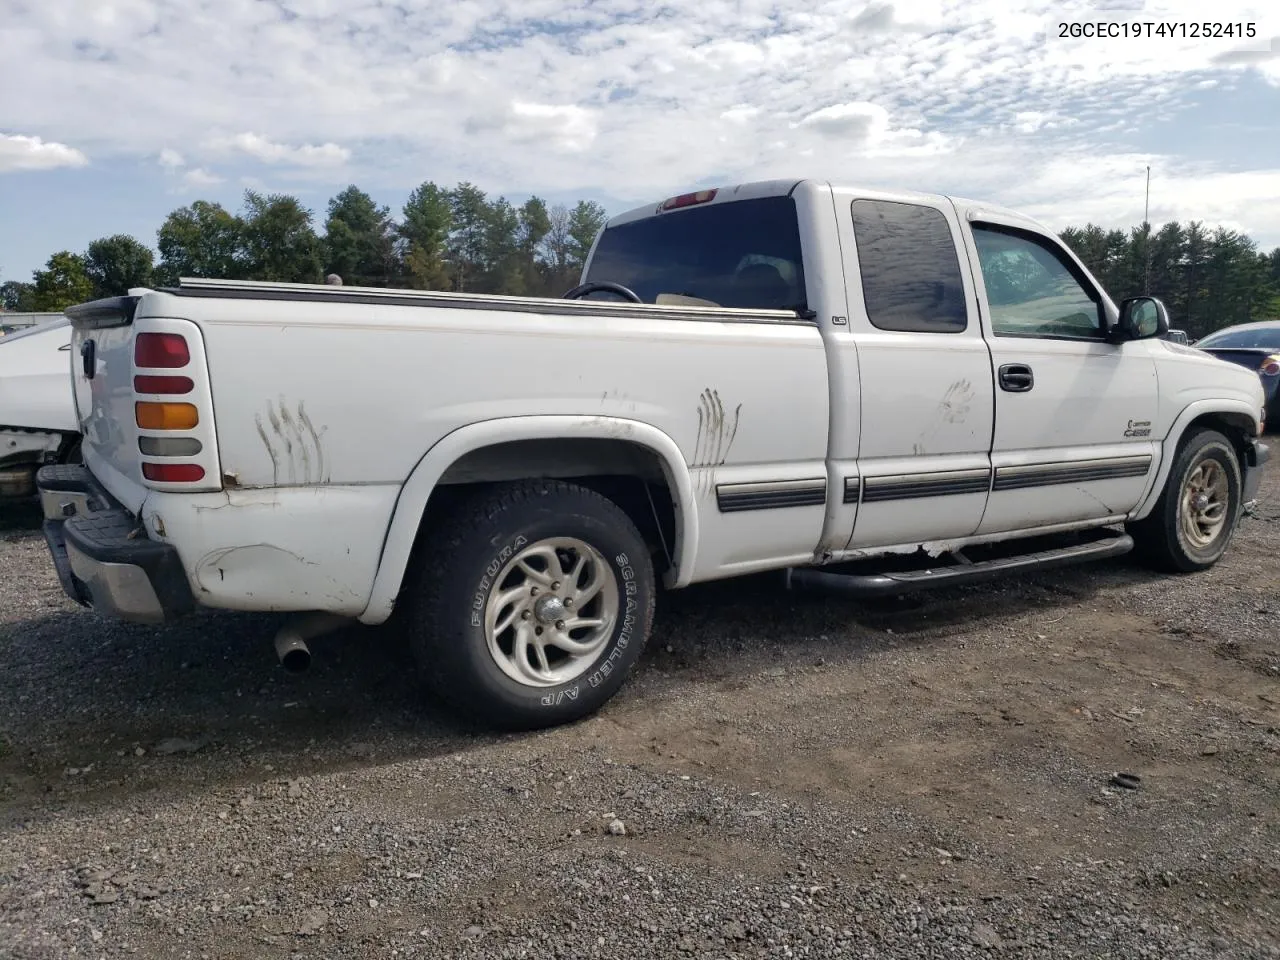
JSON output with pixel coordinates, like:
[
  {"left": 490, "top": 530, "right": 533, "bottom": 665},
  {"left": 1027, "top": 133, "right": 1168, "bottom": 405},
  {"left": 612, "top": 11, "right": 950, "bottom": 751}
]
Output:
[
  {"left": 850, "top": 199, "right": 968, "bottom": 333},
  {"left": 971, "top": 225, "right": 1103, "bottom": 338}
]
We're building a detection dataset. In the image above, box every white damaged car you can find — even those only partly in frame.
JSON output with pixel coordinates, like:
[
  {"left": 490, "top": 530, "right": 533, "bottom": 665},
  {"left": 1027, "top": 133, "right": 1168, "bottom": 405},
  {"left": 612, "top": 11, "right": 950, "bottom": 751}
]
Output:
[{"left": 0, "top": 316, "right": 81, "bottom": 500}]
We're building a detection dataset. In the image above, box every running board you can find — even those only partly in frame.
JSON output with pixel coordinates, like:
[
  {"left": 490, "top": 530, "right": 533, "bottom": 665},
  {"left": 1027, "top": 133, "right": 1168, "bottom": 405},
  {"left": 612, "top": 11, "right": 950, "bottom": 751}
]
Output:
[{"left": 785, "top": 532, "right": 1134, "bottom": 598}]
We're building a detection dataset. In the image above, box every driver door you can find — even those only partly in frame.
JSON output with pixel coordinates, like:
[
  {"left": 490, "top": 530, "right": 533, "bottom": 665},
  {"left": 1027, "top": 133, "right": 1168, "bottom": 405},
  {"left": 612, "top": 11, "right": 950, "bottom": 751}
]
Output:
[{"left": 961, "top": 218, "right": 1160, "bottom": 534}]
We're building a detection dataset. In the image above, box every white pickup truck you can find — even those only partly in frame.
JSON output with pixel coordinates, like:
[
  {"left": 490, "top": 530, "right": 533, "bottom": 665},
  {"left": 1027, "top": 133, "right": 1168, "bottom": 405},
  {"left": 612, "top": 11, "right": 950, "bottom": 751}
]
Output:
[{"left": 36, "top": 179, "right": 1269, "bottom": 729}]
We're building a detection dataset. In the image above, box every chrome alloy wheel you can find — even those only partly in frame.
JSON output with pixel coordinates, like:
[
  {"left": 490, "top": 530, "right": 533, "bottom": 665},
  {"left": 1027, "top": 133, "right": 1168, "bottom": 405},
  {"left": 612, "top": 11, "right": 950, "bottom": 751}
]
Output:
[{"left": 483, "top": 537, "right": 620, "bottom": 688}]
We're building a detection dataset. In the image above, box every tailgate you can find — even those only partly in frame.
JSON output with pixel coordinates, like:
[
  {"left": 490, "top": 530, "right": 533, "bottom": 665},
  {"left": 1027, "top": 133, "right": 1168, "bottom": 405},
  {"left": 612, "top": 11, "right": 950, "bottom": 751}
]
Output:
[{"left": 68, "top": 295, "right": 222, "bottom": 513}]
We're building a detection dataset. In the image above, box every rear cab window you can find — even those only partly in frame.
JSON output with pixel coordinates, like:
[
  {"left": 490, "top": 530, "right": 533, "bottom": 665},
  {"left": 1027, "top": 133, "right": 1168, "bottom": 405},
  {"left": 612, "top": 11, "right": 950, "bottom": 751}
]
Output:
[
  {"left": 849, "top": 199, "right": 969, "bottom": 333},
  {"left": 582, "top": 196, "right": 808, "bottom": 312}
]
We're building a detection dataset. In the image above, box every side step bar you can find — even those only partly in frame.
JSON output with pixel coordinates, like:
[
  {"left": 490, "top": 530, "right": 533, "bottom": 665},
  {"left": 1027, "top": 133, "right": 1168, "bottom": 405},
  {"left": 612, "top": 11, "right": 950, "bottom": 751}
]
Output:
[{"left": 785, "top": 533, "right": 1134, "bottom": 598}]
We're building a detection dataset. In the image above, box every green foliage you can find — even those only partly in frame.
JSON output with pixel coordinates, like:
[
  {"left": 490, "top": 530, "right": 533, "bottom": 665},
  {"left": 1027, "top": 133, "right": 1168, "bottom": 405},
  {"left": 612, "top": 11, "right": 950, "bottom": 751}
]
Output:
[
  {"left": 1, "top": 279, "right": 37, "bottom": 311},
  {"left": 1060, "top": 221, "right": 1280, "bottom": 337},
  {"left": 400, "top": 181, "right": 453, "bottom": 290},
  {"left": 84, "top": 234, "right": 154, "bottom": 298},
  {"left": 241, "top": 191, "right": 324, "bottom": 283},
  {"left": 324, "top": 186, "right": 396, "bottom": 287},
  {"left": 156, "top": 200, "right": 246, "bottom": 285},
  {"left": 32, "top": 251, "right": 94, "bottom": 310}
]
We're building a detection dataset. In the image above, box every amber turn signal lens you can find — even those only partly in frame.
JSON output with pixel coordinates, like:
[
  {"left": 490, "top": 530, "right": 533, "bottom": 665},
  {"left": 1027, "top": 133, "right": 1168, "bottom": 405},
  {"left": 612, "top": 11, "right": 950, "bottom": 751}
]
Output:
[{"left": 135, "top": 401, "right": 198, "bottom": 430}]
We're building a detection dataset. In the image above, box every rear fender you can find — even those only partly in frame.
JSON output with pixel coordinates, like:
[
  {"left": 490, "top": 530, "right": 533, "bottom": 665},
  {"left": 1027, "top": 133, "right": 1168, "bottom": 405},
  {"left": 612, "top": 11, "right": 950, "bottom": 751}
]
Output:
[{"left": 357, "top": 416, "right": 698, "bottom": 625}]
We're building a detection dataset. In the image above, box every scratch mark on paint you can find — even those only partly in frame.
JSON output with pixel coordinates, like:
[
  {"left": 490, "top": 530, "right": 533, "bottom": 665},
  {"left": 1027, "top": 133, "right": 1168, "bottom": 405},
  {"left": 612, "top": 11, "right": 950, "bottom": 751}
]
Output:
[
  {"left": 691, "top": 388, "right": 743, "bottom": 496},
  {"left": 914, "top": 379, "right": 975, "bottom": 456},
  {"left": 255, "top": 416, "right": 280, "bottom": 485},
  {"left": 278, "top": 401, "right": 310, "bottom": 485},
  {"left": 257, "top": 399, "right": 328, "bottom": 485},
  {"left": 298, "top": 402, "right": 328, "bottom": 484}
]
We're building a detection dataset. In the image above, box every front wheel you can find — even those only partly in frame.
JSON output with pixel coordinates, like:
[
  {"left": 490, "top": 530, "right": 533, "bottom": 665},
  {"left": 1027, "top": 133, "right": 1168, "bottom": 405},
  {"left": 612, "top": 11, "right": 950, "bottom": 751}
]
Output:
[
  {"left": 1128, "top": 428, "right": 1243, "bottom": 572},
  {"left": 402, "top": 480, "right": 656, "bottom": 730}
]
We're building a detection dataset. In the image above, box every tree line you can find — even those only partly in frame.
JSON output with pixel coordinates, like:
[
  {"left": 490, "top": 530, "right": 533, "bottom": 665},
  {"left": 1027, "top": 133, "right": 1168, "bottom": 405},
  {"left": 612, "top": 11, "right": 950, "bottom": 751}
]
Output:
[
  {"left": 4, "top": 187, "right": 1279, "bottom": 341},
  {"left": 1059, "top": 222, "right": 1280, "bottom": 339},
  {"left": 0, "top": 182, "right": 608, "bottom": 311}
]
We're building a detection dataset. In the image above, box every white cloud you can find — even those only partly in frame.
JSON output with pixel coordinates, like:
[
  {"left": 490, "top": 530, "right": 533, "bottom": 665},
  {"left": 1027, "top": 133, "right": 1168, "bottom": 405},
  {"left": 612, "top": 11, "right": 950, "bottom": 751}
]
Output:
[
  {"left": 182, "top": 167, "right": 224, "bottom": 187},
  {"left": 0, "top": 133, "right": 88, "bottom": 173},
  {"left": 158, "top": 148, "right": 185, "bottom": 170},
  {"left": 212, "top": 133, "right": 350, "bottom": 168}
]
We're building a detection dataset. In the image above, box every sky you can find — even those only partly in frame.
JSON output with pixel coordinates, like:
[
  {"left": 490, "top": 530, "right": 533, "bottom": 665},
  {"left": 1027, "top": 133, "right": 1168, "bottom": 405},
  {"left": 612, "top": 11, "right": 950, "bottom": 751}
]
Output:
[{"left": 2, "top": 0, "right": 1279, "bottom": 283}]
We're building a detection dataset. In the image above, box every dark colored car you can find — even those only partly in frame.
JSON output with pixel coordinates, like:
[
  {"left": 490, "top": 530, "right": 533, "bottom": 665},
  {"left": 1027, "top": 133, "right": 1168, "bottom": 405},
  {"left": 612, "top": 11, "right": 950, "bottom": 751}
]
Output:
[{"left": 1194, "top": 321, "right": 1280, "bottom": 429}]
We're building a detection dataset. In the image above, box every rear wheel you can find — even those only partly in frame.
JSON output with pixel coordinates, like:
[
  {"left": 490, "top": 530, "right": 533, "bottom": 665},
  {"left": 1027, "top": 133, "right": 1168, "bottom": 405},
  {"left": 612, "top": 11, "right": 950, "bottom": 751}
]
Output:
[
  {"left": 402, "top": 480, "right": 656, "bottom": 730},
  {"left": 1128, "top": 428, "right": 1243, "bottom": 572}
]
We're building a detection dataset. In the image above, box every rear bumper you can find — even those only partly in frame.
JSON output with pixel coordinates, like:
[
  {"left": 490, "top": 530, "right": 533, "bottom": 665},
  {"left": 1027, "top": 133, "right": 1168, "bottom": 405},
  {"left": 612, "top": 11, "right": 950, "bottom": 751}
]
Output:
[
  {"left": 36, "top": 464, "right": 195, "bottom": 624},
  {"left": 1242, "top": 438, "right": 1270, "bottom": 513}
]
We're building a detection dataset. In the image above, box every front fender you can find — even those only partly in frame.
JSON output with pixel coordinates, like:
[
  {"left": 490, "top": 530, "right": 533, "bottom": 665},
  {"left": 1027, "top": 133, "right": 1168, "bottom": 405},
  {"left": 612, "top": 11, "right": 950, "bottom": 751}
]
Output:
[
  {"left": 1130, "top": 398, "right": 1262, "bottom": 521},
  {"left": 357, "top": 416, "right": 698, "bottom": 625}
]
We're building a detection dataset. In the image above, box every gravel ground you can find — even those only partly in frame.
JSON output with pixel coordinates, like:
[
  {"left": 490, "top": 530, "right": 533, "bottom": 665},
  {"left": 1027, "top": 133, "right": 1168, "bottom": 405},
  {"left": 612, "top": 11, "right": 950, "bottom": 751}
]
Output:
[{"left": 1, "top": 467, "right": 1277, "bottom": 959}]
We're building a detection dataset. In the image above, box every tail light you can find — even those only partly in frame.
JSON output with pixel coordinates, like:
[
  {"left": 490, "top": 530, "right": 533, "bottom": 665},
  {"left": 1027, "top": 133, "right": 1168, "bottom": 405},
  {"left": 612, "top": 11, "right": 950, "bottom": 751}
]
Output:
[
  {"left": 135, "top": 402, "right": 199, "bottom": 430},
  {"left": 135, "top": 333, "right": 191, "bottom": 367},
  {"left": 134, "top": 375, "right": 194, "bottom": 394},
  {"left": 132, "top": 326, "right": 217, "bottom": 488},
  {"left": 142, "top": 463, "right": 206, "bottom": 483},
  {"left": 1261, "top": 355, "right": 1280, "bottom": 377}
]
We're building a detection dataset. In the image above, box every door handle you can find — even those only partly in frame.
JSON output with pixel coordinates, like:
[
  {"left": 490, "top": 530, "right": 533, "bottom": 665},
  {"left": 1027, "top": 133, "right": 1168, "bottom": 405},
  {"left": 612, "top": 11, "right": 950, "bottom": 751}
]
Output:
[{"left": 998, "top": 363, "right": 1034, "bottom": 392}]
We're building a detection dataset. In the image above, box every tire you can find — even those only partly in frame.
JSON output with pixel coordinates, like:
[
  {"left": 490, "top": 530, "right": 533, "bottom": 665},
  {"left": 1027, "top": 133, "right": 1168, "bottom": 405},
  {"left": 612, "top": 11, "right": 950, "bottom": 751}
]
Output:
[
  {"left": 401, "top": 479, "right": 656, "bottom": 730},
  {"left": 1128, "top": 428, "right": 1243, "bottom": 573}
]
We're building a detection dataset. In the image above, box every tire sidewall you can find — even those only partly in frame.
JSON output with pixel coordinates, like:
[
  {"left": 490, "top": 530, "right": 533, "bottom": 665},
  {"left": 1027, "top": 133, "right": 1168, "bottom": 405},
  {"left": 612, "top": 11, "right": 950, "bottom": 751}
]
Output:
[
  {"left": 447, "top": 501, "right": 653, "bottom": 726},
  {"left": 1167, "top": 434, "right": 1241, "bottom": 567}
]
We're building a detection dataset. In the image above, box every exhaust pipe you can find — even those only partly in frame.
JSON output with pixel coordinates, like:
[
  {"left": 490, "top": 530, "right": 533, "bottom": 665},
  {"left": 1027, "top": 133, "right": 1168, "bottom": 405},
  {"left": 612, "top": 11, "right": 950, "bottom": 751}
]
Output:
[{"left": 272, "top": 613, "right": 350, "bottom": 673}]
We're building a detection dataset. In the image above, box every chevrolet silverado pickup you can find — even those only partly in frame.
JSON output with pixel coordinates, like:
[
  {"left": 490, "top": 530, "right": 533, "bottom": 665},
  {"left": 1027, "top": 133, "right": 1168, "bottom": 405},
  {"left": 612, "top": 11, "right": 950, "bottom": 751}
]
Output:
[{"left": 36, "top": 179, "right": 1270, "bottom": 729}]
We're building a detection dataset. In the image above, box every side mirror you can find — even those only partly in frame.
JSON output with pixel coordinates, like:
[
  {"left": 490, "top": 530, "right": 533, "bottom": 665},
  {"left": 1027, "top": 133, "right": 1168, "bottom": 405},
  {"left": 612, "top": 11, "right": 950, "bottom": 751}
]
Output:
[{"left": 1112, "top": 296, "right": 1169, "bottom": 342}]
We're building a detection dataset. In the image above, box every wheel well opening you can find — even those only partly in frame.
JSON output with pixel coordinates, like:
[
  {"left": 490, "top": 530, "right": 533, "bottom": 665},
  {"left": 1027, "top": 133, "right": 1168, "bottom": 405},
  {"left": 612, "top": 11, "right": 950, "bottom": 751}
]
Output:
[
  {"left": 413, "top": 437, "right": 679, "bottom": 579},
  {"left": 1184, "top": 411, "right": 1256, "bottom": 466}
]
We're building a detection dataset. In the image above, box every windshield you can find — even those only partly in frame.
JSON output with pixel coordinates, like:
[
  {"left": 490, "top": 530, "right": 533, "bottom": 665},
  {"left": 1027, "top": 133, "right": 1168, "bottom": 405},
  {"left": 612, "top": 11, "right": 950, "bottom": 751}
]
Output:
[
  {"left": 583, "top": 196, "right": 807, "bottom": 312},
  {"left": 1196, "top": 325, "right": 1280, "bottom": 350}
]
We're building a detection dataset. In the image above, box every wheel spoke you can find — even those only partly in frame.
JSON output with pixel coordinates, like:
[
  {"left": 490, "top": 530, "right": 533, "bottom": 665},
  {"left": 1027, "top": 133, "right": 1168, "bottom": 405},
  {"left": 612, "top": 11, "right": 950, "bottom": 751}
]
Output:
[
  {"left": 516, "top": 557, "right": 554, "bottom": 586},
  {"left": 548, "top": 630, "right": 610, "bottom": 656},
  {"left": 532, "top": 638, "right": 552, "bottom": 676},
  {"left": 510, "top": 624, "right": 548, "bottom": 685},
  {"left": 564, "top": 616, "right": 606, "bottom": 630},
  {"left": 566, "top": 552, "right": 588, "bottom": 590},
  {"left": 493, "top": 604, "right": 523, "bottom": 637},
  {"left": 572, "top": 569, "right": 607, "bottom": 608}
]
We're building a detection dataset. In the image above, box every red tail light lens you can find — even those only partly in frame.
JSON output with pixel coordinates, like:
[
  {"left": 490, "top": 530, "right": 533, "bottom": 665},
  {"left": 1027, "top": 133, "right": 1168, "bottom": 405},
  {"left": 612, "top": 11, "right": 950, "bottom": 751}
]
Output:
[
  {"left": 142, "top": 463, "right": 205, "bottom": 483},
  {"left": 134, "top": 375, "right": 194, "bottom": 394},
  {"left": 135, "top": 333, "right": 190, "bottom": 368},
  {"left": 1261, "top": 355, "right": 1280, "bottom": 376}
]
